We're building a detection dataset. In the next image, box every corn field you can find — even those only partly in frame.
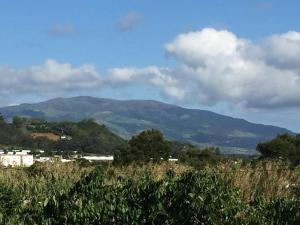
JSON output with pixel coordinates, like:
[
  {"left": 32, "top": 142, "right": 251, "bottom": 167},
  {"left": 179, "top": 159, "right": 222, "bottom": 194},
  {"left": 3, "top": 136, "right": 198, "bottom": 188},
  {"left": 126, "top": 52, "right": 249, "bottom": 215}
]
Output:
[{"left": 0, "top": 160, "right": 299, "bottom": 224}]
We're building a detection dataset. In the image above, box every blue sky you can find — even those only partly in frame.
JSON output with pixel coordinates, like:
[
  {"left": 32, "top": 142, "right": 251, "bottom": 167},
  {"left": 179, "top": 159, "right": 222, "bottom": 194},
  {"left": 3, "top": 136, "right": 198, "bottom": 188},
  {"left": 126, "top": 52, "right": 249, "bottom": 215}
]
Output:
[
  {"left": 1, "top": 0, "right": 300, "bottom": 132},
  {"left": 2, "top": 0, "right": 299, "bottom": 68}
]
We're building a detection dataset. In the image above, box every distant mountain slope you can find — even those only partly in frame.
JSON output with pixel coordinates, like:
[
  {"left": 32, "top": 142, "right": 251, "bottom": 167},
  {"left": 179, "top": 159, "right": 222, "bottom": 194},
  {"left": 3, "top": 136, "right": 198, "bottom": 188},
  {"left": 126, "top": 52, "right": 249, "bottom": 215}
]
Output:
[
  {"left": 0, "top": 118, "right": 125, "bottom": 154},
  {"left": 0, "top": 96, "right": 293, "bottom": 149}
]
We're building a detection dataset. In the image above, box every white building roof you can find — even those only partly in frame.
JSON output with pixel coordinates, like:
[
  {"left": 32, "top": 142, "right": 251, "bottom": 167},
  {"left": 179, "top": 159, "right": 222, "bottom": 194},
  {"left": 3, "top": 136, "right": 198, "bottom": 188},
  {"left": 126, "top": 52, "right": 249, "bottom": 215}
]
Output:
[{"left": 82, "top": 156, "right": 114, "bottom": 161}]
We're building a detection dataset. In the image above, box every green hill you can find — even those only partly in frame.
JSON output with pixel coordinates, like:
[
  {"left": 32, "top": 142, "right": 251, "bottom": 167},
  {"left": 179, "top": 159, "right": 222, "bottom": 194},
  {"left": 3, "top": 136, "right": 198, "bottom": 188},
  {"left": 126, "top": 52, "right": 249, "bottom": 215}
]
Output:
[
  {"left": 0, "top": 117, "right": 125, "bottom": 154},
  {"left": 0, "top": 96, "right": 293, "bottom": 150}
]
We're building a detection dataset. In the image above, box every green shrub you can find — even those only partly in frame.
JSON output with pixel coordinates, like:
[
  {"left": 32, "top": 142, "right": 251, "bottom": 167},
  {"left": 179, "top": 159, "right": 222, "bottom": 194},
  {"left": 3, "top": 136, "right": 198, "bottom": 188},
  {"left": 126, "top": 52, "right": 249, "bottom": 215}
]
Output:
[
  {"left": 0, "top": 184, "right": 22, "bottom": 224},
  {"left": 42, "top": 168, "right": 251, "bottom": 225}
]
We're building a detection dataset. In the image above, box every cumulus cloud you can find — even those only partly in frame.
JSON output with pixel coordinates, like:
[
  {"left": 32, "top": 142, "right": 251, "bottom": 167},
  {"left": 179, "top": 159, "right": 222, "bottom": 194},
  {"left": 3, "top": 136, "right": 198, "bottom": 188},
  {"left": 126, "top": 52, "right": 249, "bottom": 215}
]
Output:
[
  {"left": 107, "top": 67, "right": 155, "bottom": 83},
  {"left": 263, "top": 31, "right": 300, "bottom": 70},
  {"left": 105, "top": 28, "right": 300, "bottom": 108},
  {"left": 162, "top": 28, "right": 300, "bottom": 108},
  {"left": 117, "top": 12, "right": 141, "bottom": 32},
  {"left": 106, "top": 66, "right": 186, "bottom": 100},
  {"left": 0, "top": 60, "right": 101, "bottom": 97},
  {"left": 165, "top": 28, "right": 250, "bottom": 68},
  {"left": 49, "top": 24, "right": 77, "bottom": 37},
  {"left": 2, "top": 28, "right": 300, "bottom": 109}
]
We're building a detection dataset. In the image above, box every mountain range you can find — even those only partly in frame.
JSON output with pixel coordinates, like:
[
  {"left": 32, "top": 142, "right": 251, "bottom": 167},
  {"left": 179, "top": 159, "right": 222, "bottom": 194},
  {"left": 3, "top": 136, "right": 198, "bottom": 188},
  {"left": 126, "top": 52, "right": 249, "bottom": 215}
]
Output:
[{"left": 0, "top": 96, "right": 293, "bottom": 152}]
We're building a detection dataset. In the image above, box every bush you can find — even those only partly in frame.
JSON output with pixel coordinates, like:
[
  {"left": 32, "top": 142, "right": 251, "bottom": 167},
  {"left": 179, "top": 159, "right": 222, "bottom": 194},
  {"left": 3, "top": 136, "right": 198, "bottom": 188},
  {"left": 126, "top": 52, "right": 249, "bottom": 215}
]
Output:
[
  {"left": 257, "top": 134, "right": 300, "bottom": 164},
  {"left": 0, "top": 163, "right": 299, "bottom": 224},
  {"left": 41, "top": 167, "right": 276, "bottom": 225},
  {"left": 0, "top": 184, "right": 22, "bottom": 224}
]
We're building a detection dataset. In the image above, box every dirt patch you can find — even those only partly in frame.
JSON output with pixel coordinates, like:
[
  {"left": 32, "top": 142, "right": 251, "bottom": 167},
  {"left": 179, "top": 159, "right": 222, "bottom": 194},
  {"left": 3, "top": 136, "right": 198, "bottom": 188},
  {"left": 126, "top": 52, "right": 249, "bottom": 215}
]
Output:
[{"left": 31, "top": 132, "right": 60, "bottom": 141}]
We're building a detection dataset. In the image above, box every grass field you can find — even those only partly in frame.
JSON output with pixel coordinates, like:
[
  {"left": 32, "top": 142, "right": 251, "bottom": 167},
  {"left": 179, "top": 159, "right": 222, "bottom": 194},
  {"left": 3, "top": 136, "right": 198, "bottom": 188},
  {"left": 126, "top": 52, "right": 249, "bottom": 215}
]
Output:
[{"left": 0, "top": 160, "right": 299, "bottom": 224}]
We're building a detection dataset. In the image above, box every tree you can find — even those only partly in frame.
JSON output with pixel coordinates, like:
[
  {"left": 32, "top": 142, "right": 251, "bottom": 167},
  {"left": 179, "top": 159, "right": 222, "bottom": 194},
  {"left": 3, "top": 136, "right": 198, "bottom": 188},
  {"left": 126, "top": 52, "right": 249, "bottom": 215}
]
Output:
[
  {"left": 0, "top": 113, "right": 5, "bottom": 124},
  {"left": 115, "top": 129, "right": 171, "bottom": 164},
  {"left": 12, "top": 116, "right": 27, "bottom": 128},
  {"left": 114, "top": 144, "right": 142, "bottom": 165},
  {"left": 129, "top": 129, "right": 171, "bottom": 161},
  {"left": 180, "top": 146, "right": 221, "bottom": 168},
  {"left": 257, "top": 134, "right": 300, "bottom": 163}
]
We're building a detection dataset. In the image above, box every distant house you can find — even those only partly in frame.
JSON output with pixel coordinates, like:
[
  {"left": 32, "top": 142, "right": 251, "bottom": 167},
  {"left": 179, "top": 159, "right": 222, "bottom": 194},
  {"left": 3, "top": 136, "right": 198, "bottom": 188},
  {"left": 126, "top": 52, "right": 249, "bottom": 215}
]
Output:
[
  {"left": 61, "top": 159, "right": 74, "bottom": 163},
  {"left": 34, "top": 157, "right": 51, "bottom": 163},
  {"left": 31, "top": 132, "right": 60, "bottom": 141},
  {"left": 0, "top": 152, "right": 34, "bottom": 167},
  {"left": 60, "top": 135, "right": 72, "bottom": 141},
  {"left": 82, "top": 155, "right": 114, "bottom": 162},
  {"left": 168, "top": 158, "right": 178, "bottom": 162}
]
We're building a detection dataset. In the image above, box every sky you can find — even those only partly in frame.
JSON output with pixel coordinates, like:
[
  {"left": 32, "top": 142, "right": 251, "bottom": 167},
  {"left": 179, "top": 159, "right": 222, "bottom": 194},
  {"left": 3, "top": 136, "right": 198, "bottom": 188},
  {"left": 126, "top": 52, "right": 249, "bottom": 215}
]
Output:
[{"left": 1, "top": 0, "right": 300, "bottom": 132}]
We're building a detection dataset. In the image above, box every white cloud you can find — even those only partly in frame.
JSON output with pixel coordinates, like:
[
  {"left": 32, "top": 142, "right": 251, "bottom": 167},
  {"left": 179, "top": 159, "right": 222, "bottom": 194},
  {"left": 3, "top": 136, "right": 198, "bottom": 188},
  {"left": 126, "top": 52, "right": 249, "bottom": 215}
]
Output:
[
  {"left": 1, "top": 28, "right": 300, "bottom": 109},
  {"left": 162, "top": 28, "right": 300, "bottom": 108},
  {"left": 263, "top": 31, "right": 300, "bottom": 70},
  {"left": 117, "top": 12, "right": 141, "bottom": 32},
  {"left": 107, "top": 67, "right": 154, "bottom": 83},
  {"left": 106, "top": 66, "right": 185, "bottom": 99},
  {"left": 165, "top": 28, "right": 250, "bottom": 69},
  {"left": 105, "top": 28, "right": 300, "bottom": 108},
  {"left": 0, "top": 59, "right": 101, "bottom": 97}
]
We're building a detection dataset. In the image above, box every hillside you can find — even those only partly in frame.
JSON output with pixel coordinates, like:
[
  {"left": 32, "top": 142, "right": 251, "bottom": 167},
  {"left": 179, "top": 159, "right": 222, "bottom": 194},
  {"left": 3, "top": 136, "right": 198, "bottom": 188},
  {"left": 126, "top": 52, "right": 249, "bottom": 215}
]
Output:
[
  {"left": 0, "top": 117, "right": 125, "bottom": 154},
  {"left": 0, "top": 96, "right": 293, "bottom": 149}
]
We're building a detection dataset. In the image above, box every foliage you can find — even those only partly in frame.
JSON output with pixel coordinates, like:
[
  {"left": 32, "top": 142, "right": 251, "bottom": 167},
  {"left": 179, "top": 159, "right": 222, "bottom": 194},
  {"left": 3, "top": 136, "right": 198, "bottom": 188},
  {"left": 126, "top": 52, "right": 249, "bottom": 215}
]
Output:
[
  {"left": 0, "top": 96, "right": 291, "bottom": 149},
  {"left": 0, "top": 161, "right": 298, "bottom": 224},
  {"left": 0, "top": 116, "right": 125, "bottom": 155},
  {"left": 0, "top": 113, "right": 5, "bottom": 124},
  {"left": 257, "top": 133, "right": 300, "bottom": 163},
  {"left": 42, "top": 169, "right": 245, "bottom": 225},
  {"left": 0, "top": 184, "right": 22, "bottom": 223},
  {"left": 180, "top": 146, "right": 221, "bottom": 168},
  {"left": 42, "top": 166, "right": 300, "bottom": 225},
  {"left": 114, "top": 129, "right": 171, "bottom": 164}
]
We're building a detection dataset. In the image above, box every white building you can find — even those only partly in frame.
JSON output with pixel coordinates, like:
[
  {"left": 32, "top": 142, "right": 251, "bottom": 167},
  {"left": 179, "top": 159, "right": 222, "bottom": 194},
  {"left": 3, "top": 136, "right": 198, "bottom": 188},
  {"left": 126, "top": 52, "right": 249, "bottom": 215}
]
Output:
[
  {"left": 34, "top": 157, "right": 51, "bottom": 163},
  {"left": 82, "top": 155, "right": 114, "bottom": 162},
  {"left": 60, "top": 135, "right": 72, "bottom": 140},
  {"left": 168, "top": 158, "right": 179, "bottom": 162},
  {"left": 61, "top": 159, "right": 74, "bottom": 163},
  {"left": 0, "top": 153, "right": 34, "bottom": 167}
]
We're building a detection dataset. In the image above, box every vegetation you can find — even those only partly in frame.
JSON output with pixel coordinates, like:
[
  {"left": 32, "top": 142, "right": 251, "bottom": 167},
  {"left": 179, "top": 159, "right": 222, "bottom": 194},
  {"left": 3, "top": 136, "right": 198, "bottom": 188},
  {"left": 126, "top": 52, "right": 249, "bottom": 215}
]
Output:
[
  {"left": 179, "top": 146, "right": 221, "bottom": 168},
  {"left": 114, "top": 129, "right": 222, "bottom": 167},
  {"left": 114, "top": 129, "right": 171, "bottom": 164},
  {"left": 0, "top": 161, "right": 298, "bottom": 224},
  {"left": 1, "top": 96, "right": 291, "bottom": 149},
  {"left": 0, "top": 116, "right": 125, "bottom": 154},
  {"left": 1, "top": 114, "right": 300, "bottom": 224},
  {"left": 0, "top": 115, "right": 218, "bottom": 163},
  {"left": 257, "top": 133, "right": 300, "bottom": 164}
]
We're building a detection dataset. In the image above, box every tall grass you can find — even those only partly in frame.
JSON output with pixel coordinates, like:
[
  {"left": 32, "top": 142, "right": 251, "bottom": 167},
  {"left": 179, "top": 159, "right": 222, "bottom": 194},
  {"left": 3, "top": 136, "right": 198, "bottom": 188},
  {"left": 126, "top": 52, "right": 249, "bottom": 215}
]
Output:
[
  {"left": 0, "top": 161, "right": 92, "bottom": 212},
  {"left": 0, "top": 159, "right": 299, "bottom": 201},
  {"left": 0, "top": 159, "right": 299, "bottom": 223},
  {"left": 203, "top": 159, "right": 300, "bottom": 200},
  {"left": 103, "top": 160, "right": 300, "bottom": 201}
]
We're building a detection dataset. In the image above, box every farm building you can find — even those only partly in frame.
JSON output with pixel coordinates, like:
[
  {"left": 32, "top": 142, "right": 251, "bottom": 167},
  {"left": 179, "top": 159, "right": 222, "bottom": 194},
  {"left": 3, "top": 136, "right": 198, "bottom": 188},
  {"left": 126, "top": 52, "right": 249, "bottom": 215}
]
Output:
[
  {"left": 0, "top": 152, "right": 34, "bottom": 167},
  {"left": 34, "top": 157, "right": 51, "bottom": 163},
  {"left": 60, "top": 135, "right": 72, "bottom": 140},
  {"left": 82, "top": 155, "right": 114, "bottom": 162}
]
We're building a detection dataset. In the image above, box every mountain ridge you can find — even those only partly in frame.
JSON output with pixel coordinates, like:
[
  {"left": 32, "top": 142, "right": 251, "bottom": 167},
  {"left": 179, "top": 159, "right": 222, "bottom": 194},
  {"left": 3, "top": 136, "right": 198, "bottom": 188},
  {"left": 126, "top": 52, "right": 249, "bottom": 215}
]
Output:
[{"left": 0, "top": 96, "right": 293, "bottom": 150}]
